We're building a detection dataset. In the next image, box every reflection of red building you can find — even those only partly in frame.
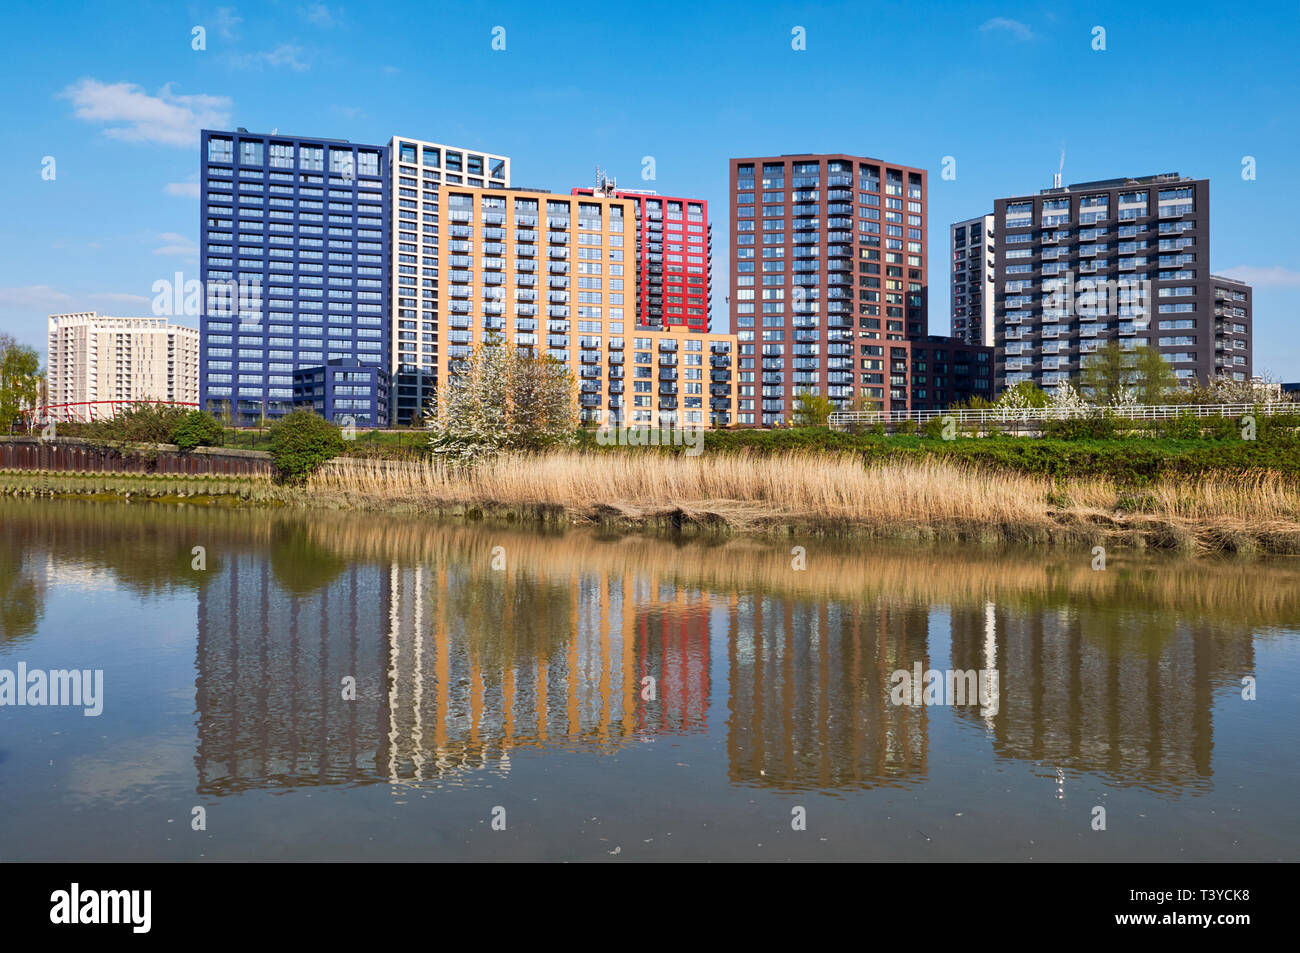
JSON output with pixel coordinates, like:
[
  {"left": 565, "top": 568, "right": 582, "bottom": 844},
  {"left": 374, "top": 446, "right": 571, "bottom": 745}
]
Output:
[
  {"left": 630, "top": 587, "right": 712, "bottom": 735},
  {"left": 195, "top": 553, "right": 717, "bottom": 792}
]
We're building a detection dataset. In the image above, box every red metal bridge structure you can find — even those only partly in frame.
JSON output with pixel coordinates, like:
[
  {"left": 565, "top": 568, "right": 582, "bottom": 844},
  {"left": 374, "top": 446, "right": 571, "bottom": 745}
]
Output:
[{"left": 24, "top": 400, "right": 200, "bottom": 425}]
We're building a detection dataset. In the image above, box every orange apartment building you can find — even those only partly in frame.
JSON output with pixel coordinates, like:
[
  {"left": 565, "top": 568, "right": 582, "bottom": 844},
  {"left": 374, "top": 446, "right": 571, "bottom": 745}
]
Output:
[{"left": 433, "top": 185, "right": 736, "bottom": 427}]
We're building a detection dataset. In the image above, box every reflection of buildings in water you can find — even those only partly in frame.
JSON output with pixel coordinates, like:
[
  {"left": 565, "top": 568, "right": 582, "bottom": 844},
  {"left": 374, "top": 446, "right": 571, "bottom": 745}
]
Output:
[
  {"left": 195, "top": 553, "right": 713, "bottom": 793},
  {"left": 383, "top": 567, "right": 713, "bottom": 784},
  {"left": 948, "top": 603, "right": 1257, "bottom": 791},
  {"left": 0, "top": 539, "right": 46, "bottom": 644},
  {"left": 196, "top": 553, "right": 390, "bottom": 793},
  {"left": 726, "top": 598, "right": 930, "bottom": 790}
]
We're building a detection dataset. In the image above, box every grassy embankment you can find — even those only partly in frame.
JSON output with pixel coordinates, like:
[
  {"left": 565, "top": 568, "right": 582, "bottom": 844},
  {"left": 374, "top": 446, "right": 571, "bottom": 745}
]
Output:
[{"left": 6, "top": 425, "right": 1300, "bottom": 554}]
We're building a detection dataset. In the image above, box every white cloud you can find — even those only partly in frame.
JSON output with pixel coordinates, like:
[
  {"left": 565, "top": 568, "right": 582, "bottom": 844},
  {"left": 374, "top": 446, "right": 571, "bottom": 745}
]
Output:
[
  {"left": 300, "top": 3, "right": 340, "bottom": 27},
  {"left": 1217, "top": 266, "right": 1300, "bottom": 288},
  {"left": 153, "top": 233, "right": 199, "bottom": 257},
  {"left": 980, "top": 17, "right": 1034, "bottom": 41},
  {"left": 230, "top": 43, "right": 310, "bottom": 71},
  {"left": 0, "top": 285, "right": 76, "bottom": 310},
  {"left": 61, "top": 79, "right": 232, "bottom": 148},
  {"left": 213, "top": 6, "right": 243, "bottom": 40},
  {"left": 164, "top": 181, "right": 201, "bottom": 198},
  {"left": 89, "top": 292, "right": 152, "bottom": 306}
]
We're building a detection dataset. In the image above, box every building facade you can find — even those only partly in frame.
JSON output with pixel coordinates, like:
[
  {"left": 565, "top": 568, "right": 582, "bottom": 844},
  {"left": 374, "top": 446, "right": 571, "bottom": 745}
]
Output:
[
  {"left": 292, "top": 359, "right": 391, "bottom": 426},
  {"left": 433, "top": 185, "right": 736, "bottom": 427},
  {"left": 199, "top": 129, "right": 390, "bottom": 424},
  {"left": 729, "top": 154, "right": 929, "bottom": 426},
  {"left": 950, "top": 214, "right": 995, "bottom": 347},
  {"left": 992, "top": 174, "right": 1240, "bottom": 392},
  {"left": 46, "top": 312, "right": 199, "bottom": 418},
  {"left": 389, "top": 136, "right": 511, "bottom": 425},
  {"left": 572, "top": 185, "right": 713, "bottom": 333},
  {"left": 908, "top": 336, "right": 995, "bottom": 410},
  {"left": 1210, "top": 275, "right": 1252, "bottom": 381}
]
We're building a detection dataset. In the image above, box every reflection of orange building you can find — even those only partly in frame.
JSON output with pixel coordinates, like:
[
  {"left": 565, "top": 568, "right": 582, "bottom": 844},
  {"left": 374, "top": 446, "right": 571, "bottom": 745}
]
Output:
[
  {"left": 195, "top": 549, "right": 714, "bottom": 793},
  {"left": 726, "top": 598, "right": 930, "bottom": 790},
  {"left": 383, "top": 568, "right": 713, "bottom": 783},
  {"left": 948, "top": 604, "right": 1257, "bottom": 792}
]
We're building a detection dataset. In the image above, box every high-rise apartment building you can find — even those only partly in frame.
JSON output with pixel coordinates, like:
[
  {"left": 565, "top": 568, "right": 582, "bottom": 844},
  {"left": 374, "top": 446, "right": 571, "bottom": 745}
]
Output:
[
  {"left": 572, "top": 185, "right": 713, "bottom": 332},
  {"left": 389, "top": 137, "right": 510, "bottom": 424},
  {"left": 729, "top": 154, "right": 928, "bottom": 426},
  {"left": 992, "top": 173, "right": 1243, "bottom": 391},
  {"left": 46, "top": 312, "right": 199, "bottom": 419},
  {"left": 434, "top": 185, "right": 736, "bottom": 427},
  {"left": 1210, "top": 275, "right": 1253, "bottom": 381},
  {"left": 199, "top": 129, "right": 390, "bottom": 424},
  {"left": 950, "top": 214, "right": 995, "bottom": 346}
]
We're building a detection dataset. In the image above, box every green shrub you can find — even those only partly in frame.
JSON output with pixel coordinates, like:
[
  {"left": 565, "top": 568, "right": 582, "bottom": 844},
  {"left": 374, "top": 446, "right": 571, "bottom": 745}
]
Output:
[
  {"left": 1202, "top": 416, "right": 1237, "bottom": 441},
  {"left": 1159, "top": 413, "right": 1202, "bottom": 440},
  {"left": 265, "top": 410, "right": 345, "bottom": 484},
  {"left": 1041, "top": 414, "right": 1116, "bottom": 441},
  {"left": 82, "top": 402, "right": 190, "bottom": 445},
  {"left": 920, "top": 417, "right": 946, "bottom": 440},
  {"left": 169, "top": 410, "right": 225, "bottom": 451},
  {"left": 895, "top": 419, "right": 918, "bottom": 436}
]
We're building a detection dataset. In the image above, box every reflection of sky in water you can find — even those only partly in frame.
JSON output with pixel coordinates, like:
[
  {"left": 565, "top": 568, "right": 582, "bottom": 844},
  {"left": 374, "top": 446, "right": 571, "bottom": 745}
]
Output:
[{"left": 1, "top": 500, "right": 1297, "bottom": 862}]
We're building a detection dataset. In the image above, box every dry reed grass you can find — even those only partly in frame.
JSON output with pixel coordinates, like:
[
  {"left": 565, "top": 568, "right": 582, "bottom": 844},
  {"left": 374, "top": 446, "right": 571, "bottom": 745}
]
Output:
[{"left": 306, "top": 450, "right": 1300, "bottom": 552}]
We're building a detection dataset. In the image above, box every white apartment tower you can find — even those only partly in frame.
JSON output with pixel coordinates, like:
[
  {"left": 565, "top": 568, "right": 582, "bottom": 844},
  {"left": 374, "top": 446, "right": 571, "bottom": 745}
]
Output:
[
  {"left": 46, "top": 313, "right": 200, "bottom": 419},
  {"left": 950, "top": 214, "right": 995, "bottom": 347},
  {"left": 388, "top": 137, "right": 511, "bottom": 425}
]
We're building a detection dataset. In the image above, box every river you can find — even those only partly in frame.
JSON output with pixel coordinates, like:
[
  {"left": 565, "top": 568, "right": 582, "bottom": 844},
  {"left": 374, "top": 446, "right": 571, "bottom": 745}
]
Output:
[{"left": 1, "top": 499, "right": 1297, "bottom": 861}]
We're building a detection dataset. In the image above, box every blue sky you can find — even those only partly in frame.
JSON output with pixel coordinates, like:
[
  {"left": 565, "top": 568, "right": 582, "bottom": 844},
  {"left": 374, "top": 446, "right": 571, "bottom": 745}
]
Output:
[{"left": 2, "top": 1, "right": 1297, "bottom": 375}]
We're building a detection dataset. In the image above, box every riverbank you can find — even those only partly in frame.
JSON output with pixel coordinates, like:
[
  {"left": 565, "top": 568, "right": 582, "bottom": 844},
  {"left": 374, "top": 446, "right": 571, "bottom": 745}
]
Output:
[{"left": 7, "top": 449, "right": 1300, "bottom": 555}]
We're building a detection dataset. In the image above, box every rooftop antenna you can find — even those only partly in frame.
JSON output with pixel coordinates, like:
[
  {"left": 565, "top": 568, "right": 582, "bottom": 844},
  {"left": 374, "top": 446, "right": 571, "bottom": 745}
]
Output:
[
  {"left": 1053, "top": 146, "right": 1065, "bottom": 188},
  {"left": 593, "top": 165, "right": 618, "bottom": 197}
]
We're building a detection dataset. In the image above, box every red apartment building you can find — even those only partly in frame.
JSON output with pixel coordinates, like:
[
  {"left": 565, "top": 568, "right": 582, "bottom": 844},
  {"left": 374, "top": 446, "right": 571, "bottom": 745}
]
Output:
[
  {"left": 728, "top": 154, "right": 930, "bottom": 426},
  {"left": 573, "top": 184, "right": 713, "bottom": 332}
]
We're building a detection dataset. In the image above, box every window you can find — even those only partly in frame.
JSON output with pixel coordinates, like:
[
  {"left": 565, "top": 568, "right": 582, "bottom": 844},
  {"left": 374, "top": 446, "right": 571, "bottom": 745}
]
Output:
[
  {"left": 330, "top": 149, "right": 355, "bottom": 177},
  {"left": 239, "top": 140, "right": 264, "bottom": 165},
  {"left": 208, "top": 137, "right": 233, "bottom": 163},
  {"left": 269, "top": 143, "right": 293, "bottom": 168}
]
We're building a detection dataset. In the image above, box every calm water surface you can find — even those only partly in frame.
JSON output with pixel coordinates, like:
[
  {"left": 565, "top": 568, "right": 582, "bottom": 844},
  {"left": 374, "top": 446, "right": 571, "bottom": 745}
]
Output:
[{"left": 1, "top": 499, "right": 1297, "bottom": 861}]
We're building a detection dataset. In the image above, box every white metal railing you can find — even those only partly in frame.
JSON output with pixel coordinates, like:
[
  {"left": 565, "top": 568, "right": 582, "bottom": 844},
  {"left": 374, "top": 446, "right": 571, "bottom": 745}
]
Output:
[{"left": 829, "top": 402, "right": 1297, "bottom": 429}]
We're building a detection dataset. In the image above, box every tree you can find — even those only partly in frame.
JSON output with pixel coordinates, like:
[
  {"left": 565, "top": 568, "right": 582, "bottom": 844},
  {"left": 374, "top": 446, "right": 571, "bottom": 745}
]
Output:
[
  {"left": 1179, "top": 373, "right": 1285, "bottom": 405},
  {"left": 266, "top": 409, "right": 346, "bottom": 484},
  {"left": 1132, "top": 345, "right": 1178, "bottom": 405},
  {"left": 1079, "top": 342, "right": 1176, "bottom": 406},
  {"left": 791, "top": 388, "right": 835, "bottom": 427},
  {"left": 0, "top": 335, "right": 42, "bottom": 435},
  {"left": 83, "top": 402, "right": 189, "bottom": 444},
  {"left": 429, "top": 337, "right": 577, "bottom": 462},
  {"left": 169, "top": 410, "right": 225, "bottom": 451},
  {"left": 994, "top": 380, "right": 1051, "bottom": 410},
  {"left": 1048, "top": 380, "right": 1090, "bottom": 414},
  {"left": 1077, "top": 342, "right": 1130, "bottom": 405}
]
